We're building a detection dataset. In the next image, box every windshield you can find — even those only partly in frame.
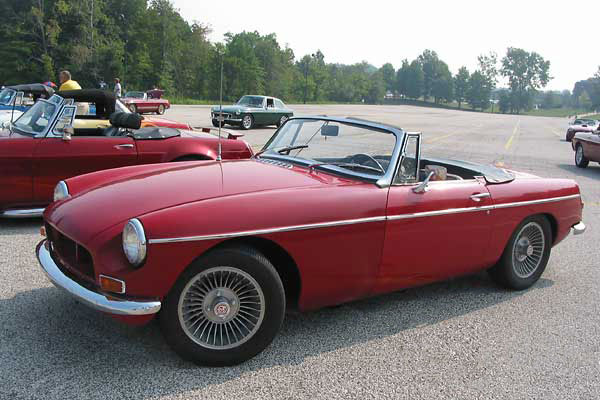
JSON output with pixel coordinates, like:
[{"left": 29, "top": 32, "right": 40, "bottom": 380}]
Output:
[
  {"left": 13, "top": 100, "right": 57, "bottom": 135},
  {"left": 0, "top": 89, "right": 15, "bottom": 105},
  {"left": 116, "top": 99, "right": 131, "bottom": 113},
  {"left": 236, "top": 96, "right": 264, "bottom": 107},
  {"left": 260, "top": 118, "right": 397, "bottom": 177},
  {"left": 125, "top": 91, "right": 145, "bottom": 99}
]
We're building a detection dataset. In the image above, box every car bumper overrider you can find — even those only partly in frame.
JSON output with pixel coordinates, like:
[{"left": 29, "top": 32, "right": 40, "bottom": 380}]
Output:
[
  {"left": 571, "top": 222, "right": 586, "bottom": 235},
  {"left": 36, "top": 239, "right": 161, "bottom": 316}
]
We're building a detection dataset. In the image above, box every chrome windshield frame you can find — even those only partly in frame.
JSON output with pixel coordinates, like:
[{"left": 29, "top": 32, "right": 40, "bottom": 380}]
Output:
[
  {"left": 0, "top": 88, "right": 16, "bottom": 106},
  {"left": 12, "top": 97, "right": 65, "bottom": 138},
  {"left": 258, "top": 116, "right": 406, "bottom": 188}
]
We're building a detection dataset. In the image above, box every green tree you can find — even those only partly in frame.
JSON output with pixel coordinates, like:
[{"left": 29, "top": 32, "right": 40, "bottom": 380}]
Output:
[
  {"left": 466, "top": 71, "right": 490, "bottom": 111},
  {"left": 405, "top": 60, "right": 424, "bottom": 100},
  {"left": 395, "top": 59, "right": 410, "bottom": 98},
  {"left": 431, "top": 61, "right": 453, "bottom": 103},
  {"left": 380, "top": 63, "right": 395, "bottom": 93},
  {"left": 417, "top": 49, "right": 439, "bottom": 101},
  {"left": 501, "top": 47, "right": 551, "bottom": 113},
  {"left": 454, "top": 66, "right": 469, "bottom": 109}
]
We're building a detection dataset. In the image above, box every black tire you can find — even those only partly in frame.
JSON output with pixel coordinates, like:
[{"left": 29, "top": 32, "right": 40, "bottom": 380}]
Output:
[
  {"left": 160, "top": 246, "right": 285, "bottom": 366},
  {"left": 211, "top": 119, "right": 220, "bottom": 128},
  {"left": 488, "top": 215, "right": 552, "bottom": 290},
  {"left": 128, "top": 104, "right": 137, "bottom": 114},
  {"left": 575, "top": 143, "right": 589, "bottom": 168},
  {"left": 241, "top": 115, "right": 254, "bottom": 130},
  {"left": 276, "top": 115, "right": 289, "bottom": 128},
  {"left": 157, "top": 104, "right": 165, "bottom": 115}
]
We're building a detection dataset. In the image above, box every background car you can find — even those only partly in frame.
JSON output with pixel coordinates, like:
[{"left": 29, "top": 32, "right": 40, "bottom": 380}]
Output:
[
  {"left": 211, "top": 95, "right": 294, "bottom": 130},
  {"left": 572, "top": 127, "right": 600, "bottom": 168},
  {"left": 121, "top": 90, "right": 170, "bottom": 115},
  {"left": 0, "top": 83, "right": 55, "bottom": 124},
  {"left": 565, "top": 118, "right": 598, "bottom": 141},
  {"left": 36, "top": 116, "right": 584, "bottom": 366},
  {"left": 58, "top": 89, "right": 189, "bottom": 132},
  {"left": 0, "top": 94, "right": 253, "bottom": 218}
]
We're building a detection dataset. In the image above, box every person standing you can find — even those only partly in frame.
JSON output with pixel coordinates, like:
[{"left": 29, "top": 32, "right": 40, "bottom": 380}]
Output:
[
  {"left": 114, "top": 78, "right": 122, "bottom": 98},
  {"left": 58, "top": 70, "right": 81, "bottom": 91}
]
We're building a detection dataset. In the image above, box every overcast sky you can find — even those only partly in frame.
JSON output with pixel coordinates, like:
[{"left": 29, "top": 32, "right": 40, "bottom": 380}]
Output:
[{"left": 173, "top": 0, "right": 599, "bottom": 91}]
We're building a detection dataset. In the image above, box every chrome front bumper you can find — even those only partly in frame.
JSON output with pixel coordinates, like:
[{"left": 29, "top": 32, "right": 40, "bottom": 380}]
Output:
[
  {"left": 36, "top": 240, "right": 161, "bottom": 316},
  {"left": 571, "top": 222, "right": 586, "bottom": 235}
]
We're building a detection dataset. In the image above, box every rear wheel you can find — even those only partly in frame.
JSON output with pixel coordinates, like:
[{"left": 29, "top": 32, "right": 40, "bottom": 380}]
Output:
[
  {"left": 575, "top": 144, "right": 589, "bottom": 168},
  {"left": 241, "top": 115, "right": 254, "bottom": 130},
  {"left": 160, "top": 246, "right": 285, "bottom": 366},
  {"left": 157, "top": 104, "right": 165, "bottom": 115},
  {"left": 488, "top": 215, "right": 551, "bottom": 290},
  {"left": 277, "top": 115, "right": 289, "bottom": 128}
]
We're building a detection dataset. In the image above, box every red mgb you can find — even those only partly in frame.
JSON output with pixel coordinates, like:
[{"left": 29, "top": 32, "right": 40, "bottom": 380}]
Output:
[{"left": 37, "top": 117, "right": 585, "bottom": 366}]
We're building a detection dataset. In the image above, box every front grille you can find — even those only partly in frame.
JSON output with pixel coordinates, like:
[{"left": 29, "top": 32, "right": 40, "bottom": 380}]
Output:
[
  {"left": 46, "top": 223, "right": 94, "bottom": 282},
  {"left": 213, "top": 112, "right": 232, "bottom": 119}
]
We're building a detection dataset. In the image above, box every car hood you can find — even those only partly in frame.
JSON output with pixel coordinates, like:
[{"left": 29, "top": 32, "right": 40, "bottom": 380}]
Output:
[
  {"left": 211, "top": 105, "right": 256, "bottom": 113},
  {"left": 45, "top": 159, "right": 349, "bottom": 244}
]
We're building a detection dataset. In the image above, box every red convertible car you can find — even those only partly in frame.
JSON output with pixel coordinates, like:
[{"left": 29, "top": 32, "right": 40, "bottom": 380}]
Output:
[
  {"left": 37, "top": 116, "right": 585, "bottom": 366},
  {"left": 572, "top": 127, "right": 600, "bottom": 168},
  {"left": 0, "top": 94, "right": 252, "bottom": 218},
  {"left": 121, "top": 90, "right": 170, "bottom": 115}
]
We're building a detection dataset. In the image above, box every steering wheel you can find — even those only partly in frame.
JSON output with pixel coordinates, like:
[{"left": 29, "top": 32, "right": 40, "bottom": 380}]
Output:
[{"left": 350, "top": 153, "right": 385, "bottom": 173}]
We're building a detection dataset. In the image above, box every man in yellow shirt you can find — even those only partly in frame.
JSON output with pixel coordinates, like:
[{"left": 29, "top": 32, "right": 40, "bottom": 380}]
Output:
[{"left": 58, "top": 70, "right": 81, "bottom": 91}]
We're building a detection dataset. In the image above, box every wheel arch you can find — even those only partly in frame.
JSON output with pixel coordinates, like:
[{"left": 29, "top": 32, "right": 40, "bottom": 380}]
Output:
[{"left": 206, "top": 236, "right": 302, "bottom": 310}]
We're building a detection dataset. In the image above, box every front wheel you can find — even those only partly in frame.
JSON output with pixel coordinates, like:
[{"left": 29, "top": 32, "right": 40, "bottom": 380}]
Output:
[
  {"left": 157, "top": 104, "right": 165, "bottom": 115},
  {"left": 160, "top": 246, "right": 285, "bottom": 366},
  {"left": 241, "top": 115, "right": 254, "bottom": 130},
  {"left": 212, "top": 119, "right": 220, "bottom": 128},
  {"left": 575, "top": 143, "right": 589, "bottom": 168},
  {"left": 128, "top": 104, "right": 137, "bottom": 113},
  {"left": 488, "top": 215, "right": 551, "bottom": 290}
]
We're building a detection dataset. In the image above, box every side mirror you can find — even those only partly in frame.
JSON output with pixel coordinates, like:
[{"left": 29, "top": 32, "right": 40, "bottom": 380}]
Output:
[
  {"left": 62, "top": 125, "right": 74, "bottom": 141},
  {"left": 412, "top": 171, "right": 435, "bottom": 194}
]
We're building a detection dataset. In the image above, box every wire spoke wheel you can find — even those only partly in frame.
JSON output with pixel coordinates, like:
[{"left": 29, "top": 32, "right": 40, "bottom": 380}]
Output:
[
  {"left": 511, "top": 222, "right": 545, "bottom": 279},
  {"left": 178, "top": 266, "right": 265, "bottom": 350}
]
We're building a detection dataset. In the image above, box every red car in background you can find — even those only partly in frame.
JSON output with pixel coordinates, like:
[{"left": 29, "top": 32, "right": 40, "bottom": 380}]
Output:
[
  {"left": 121, "top": 90, "right": 170, "bottom": 115},
  {"left": 0, "top": 92, "right": 252, "bottom": 218}
]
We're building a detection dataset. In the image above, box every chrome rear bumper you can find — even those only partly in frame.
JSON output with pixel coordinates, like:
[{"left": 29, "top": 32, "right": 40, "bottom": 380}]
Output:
[
  {"left": 571, "top": 222, "right": 586, "bottom": 235},
  {"left": 0, "top": 208, "right": 45, "bottom": 218},
  {"left": 36, "top": 240, "right": 161, "bottom": 316}
]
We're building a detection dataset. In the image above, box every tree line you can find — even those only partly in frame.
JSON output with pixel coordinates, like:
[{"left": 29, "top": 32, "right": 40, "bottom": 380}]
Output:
[{"left": 3, "top": 0, "right": 596, "bottom": 114}]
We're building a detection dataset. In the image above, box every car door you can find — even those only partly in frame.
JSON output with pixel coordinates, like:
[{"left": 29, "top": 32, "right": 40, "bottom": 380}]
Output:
[
  {"left": 373, "top": 133, "right": 494, "bottom": 294},
  {"left": 251, "top": 97, "right": 269, "bottom": 125},
  {"left": 0, "top": 132, "right": 40, "bottom": 210},
  {"left": 584, "top": 132, "right": 600, "bottom": 160},
  {"left": 32, "top": 107, "right": 139, "bottom": 203}
]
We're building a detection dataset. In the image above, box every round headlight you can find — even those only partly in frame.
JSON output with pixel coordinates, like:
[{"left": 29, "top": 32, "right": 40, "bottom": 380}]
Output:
[
  {"left": 122, "top": 219, "right": 147, "bottom": 267},
  {"left": 53, "top": 181, "right": 70, "bottom": 202}
]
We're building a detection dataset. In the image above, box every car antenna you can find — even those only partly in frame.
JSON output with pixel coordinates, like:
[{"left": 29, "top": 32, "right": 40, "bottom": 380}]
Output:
[
  {"left": 217, "top": 50, "right": 224, "bottom": 162},
  {"left": 10, "top": 91, "right": 17, "bottom": 124}
]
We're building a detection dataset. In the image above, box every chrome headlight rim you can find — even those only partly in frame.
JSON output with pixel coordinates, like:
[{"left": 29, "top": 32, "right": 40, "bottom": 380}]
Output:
[
  {"left": 53, "top": 181, "right": 70, "bottom": 202},
  {"left": 122, "top": 218, "right": 147, "bottom": 268}
]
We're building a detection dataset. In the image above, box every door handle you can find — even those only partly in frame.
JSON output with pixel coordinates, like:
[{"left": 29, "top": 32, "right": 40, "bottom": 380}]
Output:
[
  {"left": 114, "top": 144, "right": 134, "bottom": 149},
  {"left": 470, "top": 193, "right": 491, "bottom": 202}
]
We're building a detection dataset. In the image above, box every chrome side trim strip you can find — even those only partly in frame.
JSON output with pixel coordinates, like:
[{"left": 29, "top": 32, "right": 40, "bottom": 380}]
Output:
[
  {"left": 148, "top": 216, "right": 387, "bottom": 244},
  {"left": 0, "top": 208, "right": 45, "bottom": 218},
  {"left": 491, "top": 194, "right": 580, "bottom": 209},
  {"left": 148, "top": 194, "right": 581, "bottom": 244},
  {"left": 36, "top": 240, "right": 161, "bottom": 316}
]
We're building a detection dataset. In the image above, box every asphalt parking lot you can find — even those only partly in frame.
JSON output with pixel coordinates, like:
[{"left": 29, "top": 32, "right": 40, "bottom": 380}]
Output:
[{"left": 1, "top": 104, "right": 598, "bottom": 399}]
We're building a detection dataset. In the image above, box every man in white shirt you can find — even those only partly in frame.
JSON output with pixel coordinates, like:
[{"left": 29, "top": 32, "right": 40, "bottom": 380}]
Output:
[{"left": 114, "top": 78, "right": 122, "bottom": 98}]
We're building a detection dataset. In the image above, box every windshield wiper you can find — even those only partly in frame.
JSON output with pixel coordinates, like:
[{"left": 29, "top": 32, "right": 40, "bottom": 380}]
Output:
[
  {"left": 254, "top": 145, "right": 308, "bottom": 158},
  {"left": 308, "top": 162, "right": 384, "bottom": 174}
]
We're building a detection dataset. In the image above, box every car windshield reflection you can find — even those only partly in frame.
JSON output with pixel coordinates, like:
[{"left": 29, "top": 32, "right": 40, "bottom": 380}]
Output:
[
  {"left": 259, "top": 118, "right": 397, "bottom": 177},
  {"left": 236, "top": 96, "right": 264, "bottom": 107},
  {"left": 13, "top": 100, "right": 57, "bottom": 135},
  {"left": 0, "top": 89, "right": 15, "bottom": 105}
]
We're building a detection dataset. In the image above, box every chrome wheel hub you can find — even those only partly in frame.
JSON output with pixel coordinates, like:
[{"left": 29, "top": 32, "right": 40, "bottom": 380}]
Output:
[
  {"left": 512, "top": 222, "right": 545, "bottom": 279},
  {"left": 178, "top": 267, "right": 265, "bottom": 350},
  {"left": 576, "top": 146, "right": 583, "bottom": 163},
  {"left": 243, "top": 116, "right": 252, "bottom": 128}
]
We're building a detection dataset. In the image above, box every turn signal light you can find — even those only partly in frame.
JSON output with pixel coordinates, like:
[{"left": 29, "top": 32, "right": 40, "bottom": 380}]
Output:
[{"left": 99, "top": 275, "right": 126, "bottom": 294}]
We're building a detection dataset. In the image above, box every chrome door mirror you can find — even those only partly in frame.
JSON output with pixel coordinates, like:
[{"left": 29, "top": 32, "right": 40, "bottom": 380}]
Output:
[
  {"left": 412, "top": 171, "right": 435, "bottom": 193},
  {"left": 62, "top": 125, "right": 74, "bottom": 141}
]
